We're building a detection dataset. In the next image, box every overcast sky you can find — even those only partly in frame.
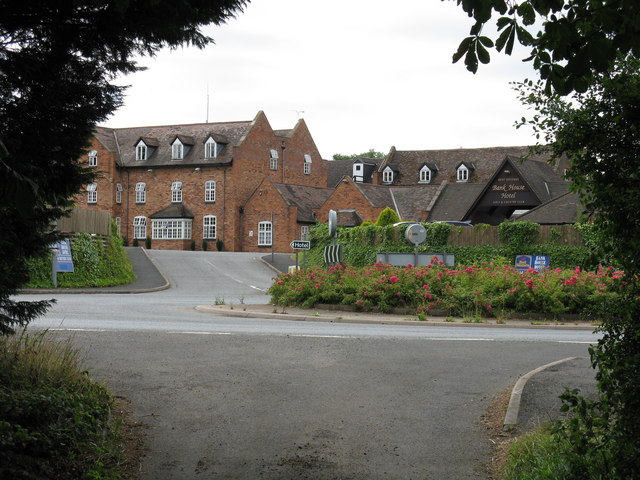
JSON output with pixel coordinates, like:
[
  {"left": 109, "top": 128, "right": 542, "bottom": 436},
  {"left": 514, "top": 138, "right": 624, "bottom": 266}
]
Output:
[{"left": 107, "top": 0, "right": 539, "bottom": 159}]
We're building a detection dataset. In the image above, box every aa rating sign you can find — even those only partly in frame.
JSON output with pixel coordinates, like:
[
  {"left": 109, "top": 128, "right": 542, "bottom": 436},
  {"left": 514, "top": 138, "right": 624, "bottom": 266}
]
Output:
[{"left": 290, "top": 240, "right": 311, "bottom": 250}]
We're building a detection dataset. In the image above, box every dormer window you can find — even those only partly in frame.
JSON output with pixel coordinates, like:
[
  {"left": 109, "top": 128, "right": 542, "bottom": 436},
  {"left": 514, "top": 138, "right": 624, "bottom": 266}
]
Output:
[
  {"left": 270, "top": 149, "right": 278, "bottom": 170},
  {"left": 304, "top": 154, "right": 312, "bottom": 175},
  {"left": 353, "top": 162, "right": 363, "bottom": 182},
  {"left": 136, "top": 141, "right": 147, "bottom": 161},
  {"left": 382, "top": 166, "right": 394, "bottom": 184},
  {"left": 419, "top": 166, "right": 432, "bottom": 183},
  {"left": 171, "top": 181, "right": 183, "bottom": 203},
  {"left": 171, "top": 139, "right": 184, "bottom": 160},
  {"left": 88, "top": 150, "right": 98, "bottom": 167},
  {"left": 457, "top": 164, "right": 469, "bottom": 182},
  {"left": 205, "top": 138, "right": 217, "bottom": 159}
]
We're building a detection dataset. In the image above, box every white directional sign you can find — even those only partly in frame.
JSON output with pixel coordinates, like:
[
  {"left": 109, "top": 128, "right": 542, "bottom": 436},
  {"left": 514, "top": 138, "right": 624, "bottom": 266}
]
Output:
[{"left": 290, "top": 240, "right": 311, "bottom": 250}]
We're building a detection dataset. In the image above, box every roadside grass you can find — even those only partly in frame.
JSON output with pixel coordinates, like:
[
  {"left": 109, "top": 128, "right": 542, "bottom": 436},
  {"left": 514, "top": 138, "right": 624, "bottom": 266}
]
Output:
[
  {"left": 0, "top": 331, "right": 130, "bottom": 480},
  {"left": 502, "top": 425, "right": 573, "bottom": 479}
]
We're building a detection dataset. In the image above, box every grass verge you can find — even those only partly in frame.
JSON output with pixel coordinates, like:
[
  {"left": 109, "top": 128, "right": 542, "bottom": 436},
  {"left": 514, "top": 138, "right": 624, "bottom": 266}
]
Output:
[{"left": 0, "top": 331, "right": 134, "bottom": 479}]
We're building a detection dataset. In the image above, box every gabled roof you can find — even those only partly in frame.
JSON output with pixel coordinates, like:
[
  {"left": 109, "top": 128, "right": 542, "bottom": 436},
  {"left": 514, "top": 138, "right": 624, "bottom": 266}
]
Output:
[
  {"left": 378, "top": 146, "right": 558, "bottom": 186},
  {"left": 428, "top": 183, "right": 485, "bottom": 221},
  {"left": 150, "top": 203, "right": 195, "bottom": 219},
  {"left": 326, "top": 156, "right": 385, "bottom": 188},
  {"left": 390, "top": 185, "right": 442, "bottom": 221},
  {"left": 98, "top": 119, "right": 254, "bottom": 167},
  {"left": 461, "top": 156, "right": 569, "bottom": 219},
  {"left": 514, "top": 191, "right": 584, "bottom": 224},
  {"left": 272, "top": 182, "right": 333, "bottom": 223}
]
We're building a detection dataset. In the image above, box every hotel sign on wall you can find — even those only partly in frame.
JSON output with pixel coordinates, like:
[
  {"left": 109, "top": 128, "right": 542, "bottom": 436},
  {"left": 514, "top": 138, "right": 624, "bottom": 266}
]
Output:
[{"left": 479, "top": 168, "right": 539, "bottom": 207}]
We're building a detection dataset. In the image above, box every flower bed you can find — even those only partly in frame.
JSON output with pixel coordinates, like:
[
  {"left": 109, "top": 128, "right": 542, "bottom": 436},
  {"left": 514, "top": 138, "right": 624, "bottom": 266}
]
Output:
[{"left": 268, "top": 260, "right": 626, "bottom": 320}]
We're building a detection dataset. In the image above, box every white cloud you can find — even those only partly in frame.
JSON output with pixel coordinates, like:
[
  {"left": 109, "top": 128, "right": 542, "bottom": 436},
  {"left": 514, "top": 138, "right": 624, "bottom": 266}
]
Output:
[{"left": 107, "top": 0, "right": 540, "bottom": 158}]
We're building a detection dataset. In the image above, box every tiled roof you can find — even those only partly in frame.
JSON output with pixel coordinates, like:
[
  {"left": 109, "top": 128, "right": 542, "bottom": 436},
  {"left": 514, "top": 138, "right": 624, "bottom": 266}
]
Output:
[
  {"left": 514, "top": 192, "right": 584, "bottom": 224},
  {"left": 337, "top": 209, "right": 363, "bottom": 227},
  {"left": 390, "top": 185, "right": 441, "bottom": 221},
  {"left": 382, "top": 146, "right": 558, "bottom": 185},
  {"left": 150, "top": 203, "right": 195, "bottom": 219},
  {"left": 326, "top": 157, "right": 384, "bottom": 188},
  {"left": 428, "top": 183, "right": 485, "bottom": 221},
  {"left": 353, "top": 182, "right": 395, "bottom": 208},
  {"left": 96, "top": 120, "right": 254, "bottom": 168},
  {"left": 273, "top": 183, "right": 334, "bottom": 223}
]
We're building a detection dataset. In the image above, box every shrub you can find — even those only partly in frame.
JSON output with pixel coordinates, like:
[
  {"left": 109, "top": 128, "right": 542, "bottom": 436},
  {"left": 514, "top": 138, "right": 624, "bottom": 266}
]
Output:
[
  {"left": 25, "top": 230, "right": 135, "bottom": 288},
  {"left": 216, "top": 239, "right": 224, "bottom": 251},
  {"left": 145, "top": 236, "right": 151, "bottom": 249},
  {"left": 202, "top": 239, "right": 208, "bottom": 251},
  {"left": 0, "top": 332, "right": 123, "bottom": 480},
  {"left": 375, "top": 207, "right": 400, "bottom": 227}
]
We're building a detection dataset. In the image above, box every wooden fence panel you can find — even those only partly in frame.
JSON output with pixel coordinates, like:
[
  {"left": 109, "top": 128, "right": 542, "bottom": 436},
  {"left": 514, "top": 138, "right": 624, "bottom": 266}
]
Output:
[
  {"left": 57, "top": 209, "right": 111, "bottom": 236},
  {"left": 446, "top": 224, "right": 583, "bottom": 246}
]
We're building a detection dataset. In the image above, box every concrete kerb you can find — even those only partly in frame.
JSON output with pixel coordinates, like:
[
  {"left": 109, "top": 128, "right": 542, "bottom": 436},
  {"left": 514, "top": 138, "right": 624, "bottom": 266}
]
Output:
[
  {"left": 503, "top": 356, "right": 580, "bottom": 431},
  {"left": 194, "top": 304, "right": 597, "bottom": 330}
]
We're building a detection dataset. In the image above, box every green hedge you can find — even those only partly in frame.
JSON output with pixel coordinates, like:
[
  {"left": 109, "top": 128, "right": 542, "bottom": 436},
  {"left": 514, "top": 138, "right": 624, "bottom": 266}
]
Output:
[
  {"left": 24, "top": 224, "right": 135, "bottom": 288},
  {"left": 306, "top": 222, "right": 599, "bottom": 270}
]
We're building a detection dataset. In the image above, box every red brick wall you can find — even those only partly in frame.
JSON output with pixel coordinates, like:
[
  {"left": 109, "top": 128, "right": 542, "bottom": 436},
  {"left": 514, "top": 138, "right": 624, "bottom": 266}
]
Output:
[
  {"left": 241, "top": 179, "right": 300, "bottom": 253},
  {"left": 316, "top": 179, "right": 382, "bottom": 224},
  {"left": 75, "top": 113, "right": 330, "bottom": 251}
]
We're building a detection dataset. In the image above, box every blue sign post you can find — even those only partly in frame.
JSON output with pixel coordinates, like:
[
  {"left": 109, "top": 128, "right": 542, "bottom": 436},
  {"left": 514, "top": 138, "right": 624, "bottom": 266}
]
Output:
[
  {"left": 515, "top": 255, "right": 550, "bottom": 272},
  {"left": 51, "top": 239, "right": 74, "bottom": 287}
]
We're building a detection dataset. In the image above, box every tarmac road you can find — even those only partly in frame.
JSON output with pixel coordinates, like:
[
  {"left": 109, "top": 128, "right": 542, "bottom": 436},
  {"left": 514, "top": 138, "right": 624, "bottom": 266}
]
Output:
[{"left": 21, "top": 249, "right": 599, "bottom": 479}]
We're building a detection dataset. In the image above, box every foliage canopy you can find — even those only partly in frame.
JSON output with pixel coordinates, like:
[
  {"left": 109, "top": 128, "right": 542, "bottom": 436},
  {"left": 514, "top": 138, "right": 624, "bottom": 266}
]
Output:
[{"left": 0, "top": 0, "right": 247, "bottom": 334}]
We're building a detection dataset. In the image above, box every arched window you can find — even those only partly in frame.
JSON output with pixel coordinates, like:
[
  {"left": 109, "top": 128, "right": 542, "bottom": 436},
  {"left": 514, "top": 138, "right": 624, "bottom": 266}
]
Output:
[
  {"left": 87, "top": 183, "right": 97, "bottom": 204},
  {"left": 133, "top": 216, "right": 147, "bottom": 239},
  {"left": 171, "top": 181, "right": 182, "bottom": 203}
]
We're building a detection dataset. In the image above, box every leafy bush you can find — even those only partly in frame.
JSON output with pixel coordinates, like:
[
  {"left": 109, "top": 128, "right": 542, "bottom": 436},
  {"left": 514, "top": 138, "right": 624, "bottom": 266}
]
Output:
[
  {"left": 0, "top": 332, "right": 123, "bottom": 480},
  {"left": 24, "top": 229, "right": 135, "bottom": 288},
  {"left": 375, "top": 207, "right": 400, "bottom": 226},
  {"left": 498, "top": 221, "right": 540, "bottom": 248},
  {"left": 304, "top": 222, "right": 595, "bottom": 271},
  {"left": 269, "top": 262, "right": 626, "bottom": 318}
]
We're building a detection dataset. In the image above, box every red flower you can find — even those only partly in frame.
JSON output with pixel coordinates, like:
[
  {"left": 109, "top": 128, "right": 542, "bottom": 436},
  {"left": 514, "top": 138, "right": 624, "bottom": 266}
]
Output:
[{"left": 389, "top": 275, "right": 399, "bottom": 283}]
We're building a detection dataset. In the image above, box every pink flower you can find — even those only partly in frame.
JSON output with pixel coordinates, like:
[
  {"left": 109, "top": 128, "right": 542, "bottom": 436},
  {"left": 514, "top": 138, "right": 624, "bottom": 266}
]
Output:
[
  {"left": 389, "top": 275, "right": 399, "bottom": 283},
  {"left": 277, "top": 280, "right": 283, "bottom": 285},
  {"left": 315, "top": 283, "right": 320, "bottom": 289}
]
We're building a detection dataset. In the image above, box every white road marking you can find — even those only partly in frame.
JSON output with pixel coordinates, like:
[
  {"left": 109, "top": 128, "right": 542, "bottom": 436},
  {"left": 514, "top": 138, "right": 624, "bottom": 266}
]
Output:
[{"left": 205, "top": 260, "right": 267, "bottom": 292}]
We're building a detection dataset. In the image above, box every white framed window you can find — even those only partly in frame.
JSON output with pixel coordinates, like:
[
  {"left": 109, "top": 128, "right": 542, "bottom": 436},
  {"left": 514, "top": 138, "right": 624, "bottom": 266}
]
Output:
[
  {"left": 87, "top": 183, "right": 97, "bottom": 204},
  {"left": 205, "top": 138, "right": 218, "bottom": 159},
  {"left": 171, "top": 181, "right": 182, "bottom": 203},
  {"left": 301, "top": 225, "right": 309, "bottom": 241},
  {"left": 136, "top": 141, "right": 147, "bottom": 161},
  {"left": 304, "top": 154, "right": 312, "bottom": 175},
  {"left": 135, "top": 182, "right": 146, "bottom": 204},
  {"left": 116, "top": 183, "right": 123, "bottom": 204},
  {"left": 88, "top": 150, "right": 98, "bottom": 167},
  {"left": 171, "top": 139, "right": 184, "bottom": 160},
  {"left": 382, "top": 167, "right": 394, "bottom": 184},
  {"left": 115, "top": 216, "right": 121, "bottom": 235},
  {"left": 203, "top": 215, "right": 217, "bottom": 239},
  {"left": 258, "top": 221, "right": 272, "bottom": 246},
  {"left": 205, "top": 180, "right": 216, "bottom": 202},
  {"left": 151, "top": 219, "right": 192, "bottom": 240},
  {"left": 269, "top": 149, "right": 278, "bottom": 170},
  {"left": 457, "top": 165, "right": 469, "bottom": 182},
  {"left": 133, "top": 216, "right": 147, "bottom": 239},
  {"left": 419, "top": 166, "right": 432, "bottom": 183}
]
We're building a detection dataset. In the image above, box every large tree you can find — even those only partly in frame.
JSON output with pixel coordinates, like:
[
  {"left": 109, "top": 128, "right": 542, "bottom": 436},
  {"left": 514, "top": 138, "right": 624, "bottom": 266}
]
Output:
[
  {"left": 452, "top": 0, "right": 640, "bottom": 94},
  {"left": 0, "top": 0, "right": 248, "bottom": 334},
  {"left": 451, "top": 0, "right": 640, "bottom": 476}
]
